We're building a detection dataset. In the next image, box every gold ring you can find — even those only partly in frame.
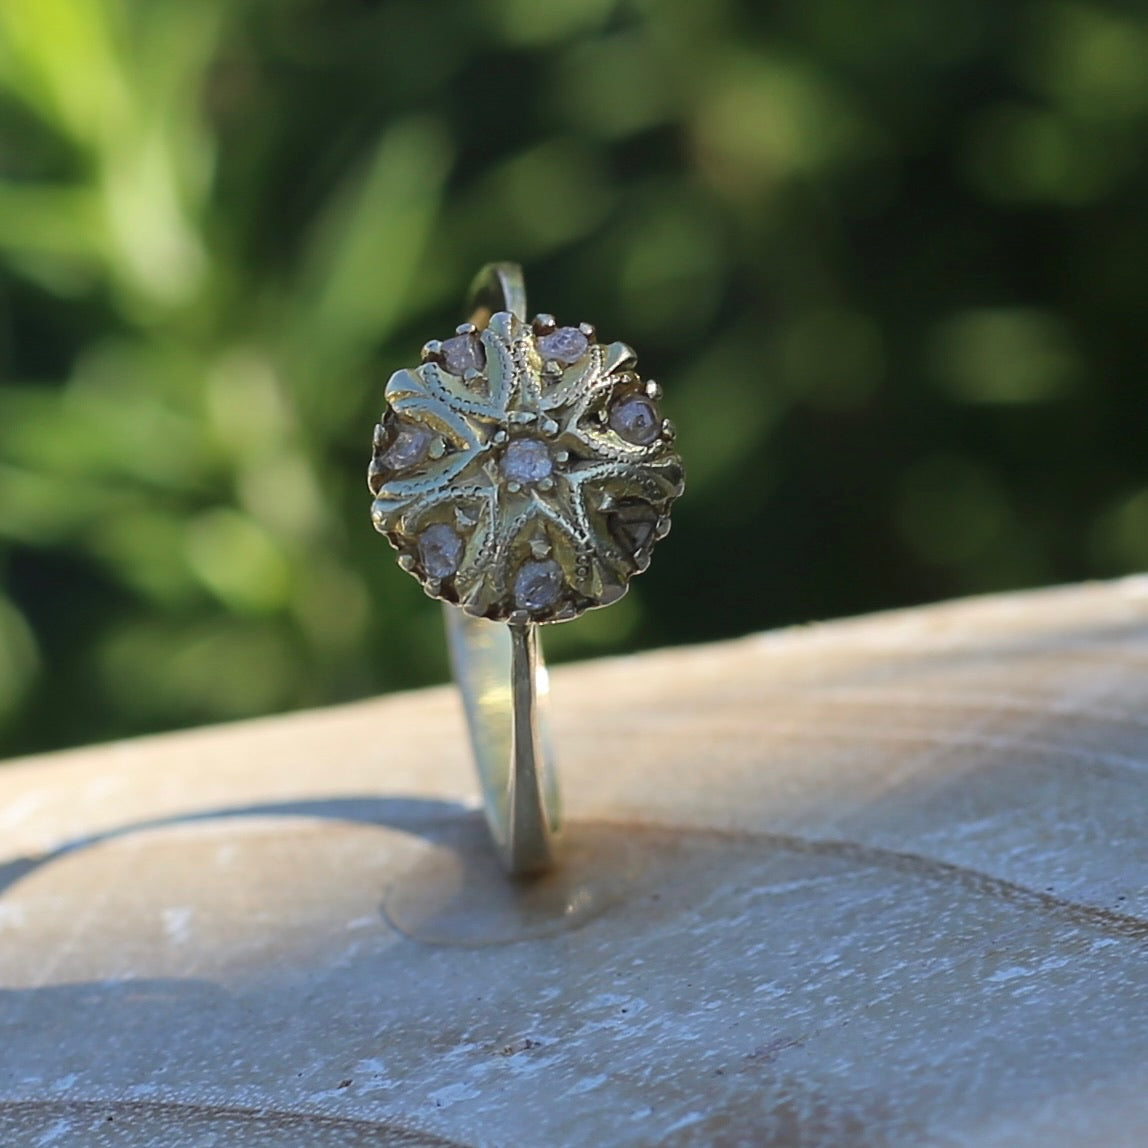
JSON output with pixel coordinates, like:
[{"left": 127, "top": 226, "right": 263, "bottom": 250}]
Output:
[{"left": 368, "top": 263, "right": 685, "bottom": 875}]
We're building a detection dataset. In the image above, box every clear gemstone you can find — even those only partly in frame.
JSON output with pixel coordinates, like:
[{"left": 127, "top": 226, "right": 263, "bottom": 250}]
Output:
[
  {"left": 500, "top": 438, "right": 553, "bottom": 484},
  {"left": 537, "top": 326, "right": 589, "bottom": 365},
  {"left": 381, "top": 422, "right": 433, "bottom": 471},
  {"left": 514, "top": 558, "right": 564, "bottom": 611},
  {"left": 608, "top": 395, "right": 660, "bottom": 445},
  {"left": 440, "top": 333, "right": 485, "bottom": 377},
  {"left": 418, "top": 523, "right": 464, "bottom": 580},
  {"left": 608, "top": 501, "right": 659, "bottom": 555}
]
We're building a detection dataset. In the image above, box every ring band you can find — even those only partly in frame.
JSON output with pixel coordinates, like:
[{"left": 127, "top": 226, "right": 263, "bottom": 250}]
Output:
[
  {"left": 369, "top": 263, "right": 684, "bottom": 876},
  {"left": 445, "top": 591, "right": 558, "bottom": 876}
]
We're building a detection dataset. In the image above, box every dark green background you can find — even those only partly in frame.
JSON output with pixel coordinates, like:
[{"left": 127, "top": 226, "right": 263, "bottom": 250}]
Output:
[{"left": 0, "top": 0, "right": 1146, "bottom": 756}]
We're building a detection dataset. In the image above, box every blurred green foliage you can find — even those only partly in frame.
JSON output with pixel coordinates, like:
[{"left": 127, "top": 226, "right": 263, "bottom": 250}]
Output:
[{"left": 0, "top": 0, "right": 1146, "bottom": 755}]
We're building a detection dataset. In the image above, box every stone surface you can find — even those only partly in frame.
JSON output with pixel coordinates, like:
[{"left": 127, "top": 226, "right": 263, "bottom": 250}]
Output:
[
  {"left": 417, "top": 524, "right": 464, "bottom": 581},
  {"left": 513, "top": 557, "right": 564, "bottom": 611},
  {"left": 536, "top": 326, "right": 588, "bottom": 365},
  {"left": 3, "top": 579, "right": 1148, "bottom": 1146},
  {"left": 440, "top": 334, "right": 485, "bottom": 378},
  {"left": 608, "top": 395, "right": 661, "bottom": 445},
  {"left": 499, "top": 438, "right": 552, "bottom": 485}
]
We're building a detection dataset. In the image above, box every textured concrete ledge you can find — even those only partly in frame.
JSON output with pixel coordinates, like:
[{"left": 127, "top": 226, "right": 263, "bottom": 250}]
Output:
[{"left": 2, "top": 579, "right": 1148, "bottom": 1146}]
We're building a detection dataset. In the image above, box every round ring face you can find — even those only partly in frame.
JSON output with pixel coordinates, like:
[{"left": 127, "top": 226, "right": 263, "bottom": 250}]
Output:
[{"left": 368, "top": 311, "right": 685, "bottom": 624}]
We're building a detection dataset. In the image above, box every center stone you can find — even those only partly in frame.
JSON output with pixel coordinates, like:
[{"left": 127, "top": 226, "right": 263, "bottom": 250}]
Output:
[{"left": 500, "top": 438, "right": 553, "bottom": 484}]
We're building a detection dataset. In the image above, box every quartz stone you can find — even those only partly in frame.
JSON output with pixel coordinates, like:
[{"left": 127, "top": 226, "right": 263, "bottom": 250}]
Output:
[
  {"left": 500, "top": 438, "right": 553, "bottom": 484},
  {"left": 608, "top": 395, "right": 660, "bottom": 446},
  {"left": 381, "top": 422, "right": 433, "bottom": 471},
  {"left": 440, "top": 334, "right": 486, "bottom": 377},
  {"left": 514, "top": 558, "right": 564, "bottom": 611},
  {"left": 418, "top": 523, "right": 464, "bottom": 580},
  {"left": 537, "top": 327, "right": 589, "bottom": 365}
]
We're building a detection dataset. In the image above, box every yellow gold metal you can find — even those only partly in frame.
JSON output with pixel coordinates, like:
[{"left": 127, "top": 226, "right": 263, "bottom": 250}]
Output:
[{"left": 368, "top": 263, "right": 684, "bottom": 875}]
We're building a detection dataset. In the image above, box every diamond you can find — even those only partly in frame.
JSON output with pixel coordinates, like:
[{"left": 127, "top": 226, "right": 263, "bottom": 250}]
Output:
[
  {"left": 418, "top": 523, "right": 464, "bottom": 580},
  {"left": 608, "top": 395, "right": 660, "bottom": 446},
  {"left": 440, "top": 333, "right": 486, "bottom": 377},
  {"left": 381, "top": 421, "right": 433, "bottom": 471},
  {"left": 500, "top": 438, "right": 553, "bottom": 484},
  {"left": 514, "top": 558, "right": 563, "bottom": 611},
  {"left": 608, "top": 500, "right": 659, "bottom": 556},
  {"left": 537, "top": 326, "right": 589, "bottom": 365}
]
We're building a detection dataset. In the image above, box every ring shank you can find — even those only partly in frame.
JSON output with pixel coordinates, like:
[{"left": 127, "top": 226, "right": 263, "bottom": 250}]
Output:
[
  {"left": 445, "top": 263, "right": 559, "bottom": 876},
  {"left": 445, "top": 611, "right": 559, "bottom": 875}
]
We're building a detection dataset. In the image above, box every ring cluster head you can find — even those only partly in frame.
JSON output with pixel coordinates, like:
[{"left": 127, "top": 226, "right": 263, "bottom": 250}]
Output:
[{"left": 369, "top": 311, "right": 685, "bottom": 624}]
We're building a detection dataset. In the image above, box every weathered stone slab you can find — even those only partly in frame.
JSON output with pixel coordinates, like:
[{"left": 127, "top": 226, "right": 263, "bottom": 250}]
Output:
[{"left": 2, "top": 579, "right": 1148, "bottom": 1146}]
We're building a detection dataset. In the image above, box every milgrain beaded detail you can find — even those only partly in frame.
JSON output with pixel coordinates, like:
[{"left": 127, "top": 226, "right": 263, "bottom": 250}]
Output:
[{"left": 369, "top": 310, "right": 684, "bottom": 622}]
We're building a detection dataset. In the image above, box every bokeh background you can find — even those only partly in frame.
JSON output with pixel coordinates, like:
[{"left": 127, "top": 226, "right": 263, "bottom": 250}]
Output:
[{"left": 0, "top": 0, "right": 1146, "bottom": 757}]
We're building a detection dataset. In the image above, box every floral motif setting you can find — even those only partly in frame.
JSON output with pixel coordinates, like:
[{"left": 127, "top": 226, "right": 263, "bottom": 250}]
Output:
[{"left": 368, "top": 310, "right": 685, "bottom": 624}]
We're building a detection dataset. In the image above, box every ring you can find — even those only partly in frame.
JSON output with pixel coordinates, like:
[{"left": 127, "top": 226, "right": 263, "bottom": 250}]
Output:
[{"left": 368, "top": 263, "right": 685, "bottom": 876}]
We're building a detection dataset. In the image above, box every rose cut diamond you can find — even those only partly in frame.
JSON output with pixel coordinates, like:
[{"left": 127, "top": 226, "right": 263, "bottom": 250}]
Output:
[
  {"left": 418, "top": 522, "right": 464, "bottom": 580},
  {"left": 537, "top": 326, "right": 589, "bottom": 366},
  {"left": 514, "top": 558, "right": 564, "bottom": 611},
  {"left": 381, "top": 422, "right": 434, "bottom": 471},
  {"left": 608, "top": 395, "right": 661, "bottom": 446},
  {"left": 500, "top": 438, "right": 553, "bottom": 484},
  {"left": 440, "top": 333, "right": 485, "bottom": 377}
]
